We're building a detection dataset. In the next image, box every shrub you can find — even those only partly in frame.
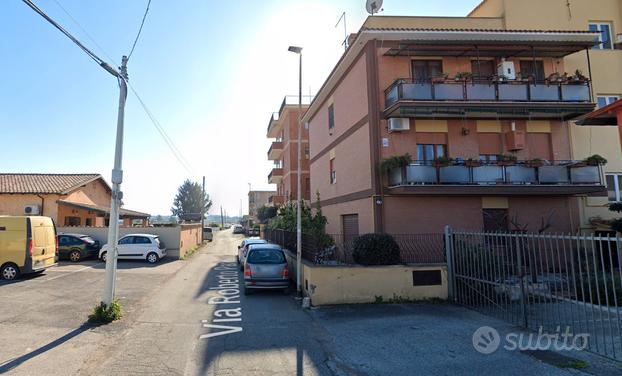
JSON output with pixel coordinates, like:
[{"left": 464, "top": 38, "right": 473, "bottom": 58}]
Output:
[
  {"left": 379, "top": 154, "right": 412, "bottom": 175},
  {"left": 352, "top": 233, "right": 401, "bottom": 265},
  {"left": 89, "top": 299, "right": 123, "bottom": 324}
]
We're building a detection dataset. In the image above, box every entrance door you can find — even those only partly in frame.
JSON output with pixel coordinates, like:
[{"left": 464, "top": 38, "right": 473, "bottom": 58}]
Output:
[{"left": 342, "top": 214, "right": 359, "bottom": 249}]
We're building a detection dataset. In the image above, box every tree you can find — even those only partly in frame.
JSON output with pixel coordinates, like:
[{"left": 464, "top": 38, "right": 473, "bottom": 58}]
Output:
[
  {"left": 171, "top": 180, "right": 212, "bottom": 222},
  {"left": 257, "top": 205, "right": 278, "bottom": 224}
]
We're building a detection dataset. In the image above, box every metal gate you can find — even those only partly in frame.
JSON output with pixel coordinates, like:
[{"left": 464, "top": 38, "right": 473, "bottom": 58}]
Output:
[{"left": 445, "top": 227, "right": 622, "bottom": 360}]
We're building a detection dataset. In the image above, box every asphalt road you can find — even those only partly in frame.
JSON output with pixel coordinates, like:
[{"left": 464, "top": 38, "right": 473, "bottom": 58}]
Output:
[{"left": 3, "top": 230, "right": 622, "bottom": 375}]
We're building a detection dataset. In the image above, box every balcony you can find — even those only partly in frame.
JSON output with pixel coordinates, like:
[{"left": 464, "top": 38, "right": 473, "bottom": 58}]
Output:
[
  {"left": 267, "top": 95, "right": 314, "bottom": 138},
  {"left": 384, "top": 79, "right": 595, "bottom": 120},
  {"left": 268, "top": 141, "right": 284, "bottom": 160},
  {"left": 269, "top": 195, "right": 285, "bottom": 205},
  {"left": 268, "top": 168, "right": 284, "bottom": 184},
  {"left": 387, "top": 161, "right": 606, "bottom": 196}
]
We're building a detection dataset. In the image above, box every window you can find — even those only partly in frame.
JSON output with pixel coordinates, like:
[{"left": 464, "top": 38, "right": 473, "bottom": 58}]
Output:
[
  {"left": 134, "top": 236, "right": 152, "bottom": 244},
  {"left": 597, "top": 95, "right": 620, "bottom": 108},
  {"left": 483, "top": 209, "right": 509, "bottom": 232},
  {"left": 412, "top": 60, "right": 443, "bottom": 81},
  {"left": 64, "top": 216, "right": 81, "bottom": 226},
  {"left": 519, "top": 61, "right": 545, "bottom": 81},
  {"left": 305, "top": 147, "right": 310, "bottom": 159},
  {"left": 471, "top": 60, "right": 495, "bottom": 79},
  {"left": 85, "top": 218, "right": 93, "bottom": 227},
  {"left": 119, "top": 236, "right": 134, "bottom": 245},
  {"left": 607, "top": 174, "right": 622, "bottom": 202},
  {"left": 329, "top": 158, "right": 336, "bottom": 184},
  {"left": 328, "top": 104, "right": 335, "bottom": 131},
  {"left": 416, "top": 144, "right": 446, "bottom": 163},
  {"left": 58, "top": 236, "right": 69, "bottom": 246},
  {"left": 589, "top": 22, "right": 613, "bottom": 50}
]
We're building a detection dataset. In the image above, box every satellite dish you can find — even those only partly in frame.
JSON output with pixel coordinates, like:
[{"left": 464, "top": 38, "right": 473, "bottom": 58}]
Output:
[{"left": 366, "top": 0, "right": 383, "bottom": 15}]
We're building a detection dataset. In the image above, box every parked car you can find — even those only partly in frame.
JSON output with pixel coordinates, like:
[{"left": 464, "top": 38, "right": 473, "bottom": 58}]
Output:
[
  {"left": 0, "top": 216, "right": 58, "bottom": 280},
  {"left": 99, "top": 234, "right": 166, "bottom": 264},
  {"left": 246, "top": 227, "right": 260, "bottom": 237},
  {"left": 233, "top": 225, "right": 245, "bottom": 234},
  {"left": 203, "top": 227, "right": 213, "bottom": 242},
  {"left": 224, "top": 224, "right": 232, "bottom": 229},
  {"left": 243, "top": 244, "right": 289, "bottom": 295},
  {"left": 237, "top": 238, "right": 267, "bottom": 270},
  {"left": 58, "top": 233, "right": 100, "bottom": 262}
]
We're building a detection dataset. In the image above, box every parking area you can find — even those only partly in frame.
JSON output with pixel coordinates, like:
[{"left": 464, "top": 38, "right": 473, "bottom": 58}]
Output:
[{"left": 0, "top": 256, "right": 186, "bottom": 375}]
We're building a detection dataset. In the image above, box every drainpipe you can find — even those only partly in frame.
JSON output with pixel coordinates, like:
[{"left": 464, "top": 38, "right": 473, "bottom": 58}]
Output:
[{"left": 36, "top": 194, "right": 44, "bottom": 216}]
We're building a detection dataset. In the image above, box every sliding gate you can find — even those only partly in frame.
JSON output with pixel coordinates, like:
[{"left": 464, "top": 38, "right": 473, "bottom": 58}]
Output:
[{"left": 445, "top": 228, "right": 622, "bottom": 360}]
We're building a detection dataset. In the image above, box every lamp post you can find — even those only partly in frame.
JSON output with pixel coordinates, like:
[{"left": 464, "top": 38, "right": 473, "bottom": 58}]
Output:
[{"left": 288, "top": 45, "right": 303, "bottom": 296}]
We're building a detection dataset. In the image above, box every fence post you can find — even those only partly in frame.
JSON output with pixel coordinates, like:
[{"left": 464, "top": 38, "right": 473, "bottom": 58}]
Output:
[
  {"left": 515, "top": 234, "right": 528, "bottom": 328},
  {"left": 444, "top": 225, "right": 455, "bottom": 301}
]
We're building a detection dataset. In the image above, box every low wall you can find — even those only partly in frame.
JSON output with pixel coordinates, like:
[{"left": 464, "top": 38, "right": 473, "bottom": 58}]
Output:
[
  {"left": 283, "top": 249, "right": 447, "bottom": 306},
  {"left": 57, "top": 226, "right": 183, "bottom": 258},
  {"left": 179, "top": 224, "right": 202, "bottom": 258}
]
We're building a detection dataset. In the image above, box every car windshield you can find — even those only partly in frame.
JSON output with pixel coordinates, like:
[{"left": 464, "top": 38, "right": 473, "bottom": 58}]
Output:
[{"left": 247, "top": 249, "right": 285, "bottom": 264}]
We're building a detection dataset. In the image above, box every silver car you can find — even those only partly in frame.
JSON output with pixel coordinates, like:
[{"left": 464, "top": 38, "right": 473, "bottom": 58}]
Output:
[
  {"left": 237, "top": 238, "right": 267, "bottom": 270},
  {"left": 243, "top": 244, "right": 289, "bottom": 295}
]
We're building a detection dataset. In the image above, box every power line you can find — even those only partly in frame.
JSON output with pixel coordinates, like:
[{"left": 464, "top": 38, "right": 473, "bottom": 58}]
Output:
[{"left": 127, "top": 0, "right": 152, "bottom": 62}]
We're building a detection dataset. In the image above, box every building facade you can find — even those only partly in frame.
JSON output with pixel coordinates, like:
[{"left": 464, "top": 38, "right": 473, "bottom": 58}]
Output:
[
  {"left": 267, "top": 96, "right": 312, "bottom": 205},
  {"left": 469, "top": 0, "right": 622, "bottom": 231},
  {"left": 0, "top": 174, "right": 149, "bottom": 226},
  {"left": 304, "top": 15, "right": 605, "bottom": 238},
  {"left": 248, "top": 190, "right": 276, "bottom": 220}
]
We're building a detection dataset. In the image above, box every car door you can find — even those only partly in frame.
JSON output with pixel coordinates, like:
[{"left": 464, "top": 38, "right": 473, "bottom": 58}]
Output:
[
  {"left": 133, "top": 236, "right": 152, "bottom": 259},
  {"left": 117, "top": 236, "right": 134, "bottom": 259},
  {"left": 58, "top": 235, "right": 70, "bottom": 258}
]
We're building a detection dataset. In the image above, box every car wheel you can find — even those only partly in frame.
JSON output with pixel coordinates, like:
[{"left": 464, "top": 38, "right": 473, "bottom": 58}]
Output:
[
  {"left": 1, "top": 263, "right": 20, "bottom": 281},
  {"left": 243, "top": 286, "right": 253, "bottom": 295},
  {"left": 146, "top": 252, "right": 159, "bottom": 264},
  {"left": 100, "top": 252, "right": 107, "bottom": 262},
  {"left": 69, "top": 250, "right": 82, "bottom": 262}
]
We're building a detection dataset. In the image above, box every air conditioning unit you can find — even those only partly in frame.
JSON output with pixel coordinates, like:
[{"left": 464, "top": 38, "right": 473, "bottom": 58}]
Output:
[
  {"left": 387, "top": 118, "right": 410, "bottom": 132},
  {"left": 497, "top": 59, "right": 516, "bottom": 80},
  {"left": 24, "top": 205, "right": 41, "bottom": 215}
]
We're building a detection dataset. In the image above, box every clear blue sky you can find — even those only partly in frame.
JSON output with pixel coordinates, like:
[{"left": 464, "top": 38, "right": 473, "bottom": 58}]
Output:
[{"left": 0, "top": 0, "right": 480, "bottom": 216}]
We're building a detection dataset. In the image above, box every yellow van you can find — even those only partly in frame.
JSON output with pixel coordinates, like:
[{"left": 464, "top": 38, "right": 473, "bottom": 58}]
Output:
[{"left": 0, "top": 216, "right": 58, "bottom": 280}]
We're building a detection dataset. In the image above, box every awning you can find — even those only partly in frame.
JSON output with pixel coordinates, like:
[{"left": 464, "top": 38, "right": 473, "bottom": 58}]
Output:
[
  {"left": 57, "top": 200, "right": 150, "bottom": 218},
  {"left": 574, "top": 99, "right": 622, "bottom": 126}
]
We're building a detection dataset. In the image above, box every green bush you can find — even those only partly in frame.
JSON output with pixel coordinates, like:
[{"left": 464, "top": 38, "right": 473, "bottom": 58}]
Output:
[
  {"left": 89, "top": 299, "right": 123, "bottom": 324},
  {"left": 352, "top": 233, "right": 401, "bottom": 265}
]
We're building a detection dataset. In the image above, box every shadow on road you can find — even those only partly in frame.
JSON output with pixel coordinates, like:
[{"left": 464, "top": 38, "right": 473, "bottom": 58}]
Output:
[{"left": 0, "top": 322, "right": 93, "bottom": 373}]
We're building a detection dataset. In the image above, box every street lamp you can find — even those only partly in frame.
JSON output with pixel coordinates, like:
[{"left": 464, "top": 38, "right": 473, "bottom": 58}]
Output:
[{"left": 288, "top": 45, "right": 303, "bottom": 297}]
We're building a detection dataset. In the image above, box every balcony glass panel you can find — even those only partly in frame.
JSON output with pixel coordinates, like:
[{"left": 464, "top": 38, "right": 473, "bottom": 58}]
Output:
[
  {"left": 498, "top": 83, "right": 528, "bottom": 101},
  {"left": 389, "top": 168, "right": 403, "bottom": 186},
  {"left": 403, "top": 83, "right": 433, "bottom": 100},
  {"left": 466, "top": 83, "right": 496, "bottom": 101},
  {"left": 439, "top": 166, "right": 470, "bottom": 184},
  {"left": 434, "top": 83, "right": 464, "bottom": 100},
  {"left": 386, "top": 85, "right": 399, "bottom": 106},
  {"left": 505, "top": 166, "right": 536, "bottom": 184},
  {"left": 570, "top": 166, "right": 601, "bottom": 184},
  {"left": 473, "top": 166, "right": 504, "bottom": 184},
  {"left": 406, "top": 165, "right": 437, "bottom": 184},
  {"left": 562, "top": 84, "right": 591, "bottom": 102},
  {"left": 538, "top": 166, "right": 569, "bottom": 184},
  {"left": 530, "top": 84, "right": 560, "bottom": 101}
]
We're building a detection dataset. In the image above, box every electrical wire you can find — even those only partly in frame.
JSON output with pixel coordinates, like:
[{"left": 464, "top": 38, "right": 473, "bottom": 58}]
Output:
[{"left": 127, "top": 0, "right": 152, "bottom": 62}]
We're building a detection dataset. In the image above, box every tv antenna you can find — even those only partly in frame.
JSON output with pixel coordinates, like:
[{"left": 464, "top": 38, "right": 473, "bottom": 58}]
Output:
[
  {"left": 335, "top": 12, "right": 348, "bottom": 51},
  {"left": 366, "top": 0, "right": 383, "bottom": 15}
]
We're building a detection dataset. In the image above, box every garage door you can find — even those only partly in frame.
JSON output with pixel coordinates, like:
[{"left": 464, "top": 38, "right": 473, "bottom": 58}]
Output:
[{"left": 342, "top": 214, "right": 359, "bottom": 247}]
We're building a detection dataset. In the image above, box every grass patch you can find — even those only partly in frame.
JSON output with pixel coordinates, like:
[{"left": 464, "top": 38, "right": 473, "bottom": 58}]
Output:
[
  {"left": 180, "top": 245, "right": 200, "bottom": 260},
  {"left": 373, "top": 294, "right": 447, "bottom": 305},
  {"left": 554, "top": 360, "right": 588, "bottom": 370},
  {"left": 88, "top": 299, "right": 123, "bottom": 324}
]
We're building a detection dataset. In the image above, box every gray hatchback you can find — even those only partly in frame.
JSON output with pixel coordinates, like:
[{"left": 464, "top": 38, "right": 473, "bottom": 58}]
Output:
[{"left": 243, "top": 244, "right": 290, "bottom": 295}]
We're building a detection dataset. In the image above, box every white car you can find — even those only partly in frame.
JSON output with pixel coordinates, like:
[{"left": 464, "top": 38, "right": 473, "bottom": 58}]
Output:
[{"left": 99, "top": 234, "right": 167, "bottom": 264}]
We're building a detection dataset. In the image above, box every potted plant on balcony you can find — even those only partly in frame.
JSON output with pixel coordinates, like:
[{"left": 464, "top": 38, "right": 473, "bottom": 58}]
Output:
[
  {"left": 584, "top": 154, "right": 607, "bottom": 166},
  {"left": 498, "top": 154, "right": 517, "bottom": 166},
  {"left": 569, "top": 69, "right": 588, "bottom": 84},
  {"left": 433, "top": 156, "right": 453, "bottom": 168},
  {"left": 454, "top": 72, "right": 473, "bottom": 82},
  {"left": 379, "top": 153, "right": 412, "bottom": 175},
  {"left": 465, "top": 158, "right": 483, "bottom": 167},
  {"left": 525, "top": 158, "right": 545, "bottom": 168},
  {"left": 431, "top": 73, "right": 448, "bottom": 83}
]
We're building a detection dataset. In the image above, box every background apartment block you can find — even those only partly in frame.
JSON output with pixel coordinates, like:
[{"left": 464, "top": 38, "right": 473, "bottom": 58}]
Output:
[
  {"left": 267, "top": 96, "right": 312, "bottom": 204},
  {"left": 469, "top": 0, "right": 622, "bottom": 231},
  {"left": 248, "top": 190, "right": 275, "bottom": 220},
  {"left": 304, "top": 15, "right": 605, "bottom": 238}
]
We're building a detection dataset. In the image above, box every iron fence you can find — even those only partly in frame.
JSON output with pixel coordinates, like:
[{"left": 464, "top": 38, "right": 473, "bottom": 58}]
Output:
[
  {"left": 447, "top": 229, "right": 622, "bottom": 361},
  {"left": 263, "top": 229, "right": 445, "bottom": 265}
]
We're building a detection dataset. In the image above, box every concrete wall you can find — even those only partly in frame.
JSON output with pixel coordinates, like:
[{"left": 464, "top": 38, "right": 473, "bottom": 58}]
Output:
[
  {"left": 0, "top": 193, "right": 60, "bottom": 220},
  {"left": 64, "top": 179, "right": 111, "bottom": 207},
  {"left": 179, "top": 224, "right": 202, "bottom": 258},
  {"left": 321, "top": 197, "right": 374, "bottom": 234},
  {"left": 57, "top": 226, "right": 184, "bottom": 258}
]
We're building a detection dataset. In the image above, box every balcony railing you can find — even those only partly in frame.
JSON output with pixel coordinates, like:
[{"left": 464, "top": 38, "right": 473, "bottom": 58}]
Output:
[
  {"left": 278, "top": 95, "right": 314, "bottom": 115},
  {"left": 385, "top": 78, "right": 592, "bottom": 108},
  {"left": 266, "top": 112, "right": 279, "bottom": 133},
  {"left": 268, "top": 141, "right": 284, "bottom": 160},
  {"left": 388, "top": 161, "right": 603, "bottom": 187},
  {"left": 268, "top": 195, "right": 285, "bottom": 205},
  {"left": 268, "top": 168, "right": 284, "bottom": 184}
]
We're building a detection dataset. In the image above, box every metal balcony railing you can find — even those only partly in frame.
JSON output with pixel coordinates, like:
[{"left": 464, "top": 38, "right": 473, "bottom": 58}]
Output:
[
  {"left": 388, "top": 161, "right": 603, "bottom": 187},
  {"left": 385, "top": 78, "right": 592, "bottom": 108}
]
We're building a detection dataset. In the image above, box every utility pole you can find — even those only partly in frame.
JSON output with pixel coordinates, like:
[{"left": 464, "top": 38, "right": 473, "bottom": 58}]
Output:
[
  {"left": 220, "top": 206, "right": 224, "bottom": 228},
  {"left": 201, "top": 176, "right": 205, "bottom": 242},
  {"left": 102, "top": 56, "right": 129, "bottom": 307}
]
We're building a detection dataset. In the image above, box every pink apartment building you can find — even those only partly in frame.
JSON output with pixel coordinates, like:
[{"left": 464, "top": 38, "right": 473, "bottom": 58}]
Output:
[
  {"left": 267, "top": 96, "right": 312, "bottom": 204},
  {"left": 303, "top": 16, "right": 607, "bottom": 239}
]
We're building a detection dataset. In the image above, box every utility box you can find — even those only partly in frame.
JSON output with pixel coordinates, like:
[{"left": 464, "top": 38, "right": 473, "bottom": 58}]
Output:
[
  {"left": 497, "top": 60, "right": 516, "bottom": 80},
  {"left": 505, "top": 130, "right": 526, "bottom": 150}
]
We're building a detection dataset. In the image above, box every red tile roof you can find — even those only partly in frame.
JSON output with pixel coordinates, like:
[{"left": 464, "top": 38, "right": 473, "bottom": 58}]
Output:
[{"left": 0, "top": 173, "right": 107, "bottom": 194}]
